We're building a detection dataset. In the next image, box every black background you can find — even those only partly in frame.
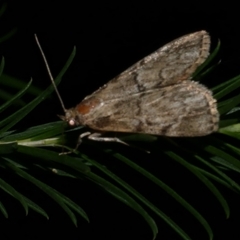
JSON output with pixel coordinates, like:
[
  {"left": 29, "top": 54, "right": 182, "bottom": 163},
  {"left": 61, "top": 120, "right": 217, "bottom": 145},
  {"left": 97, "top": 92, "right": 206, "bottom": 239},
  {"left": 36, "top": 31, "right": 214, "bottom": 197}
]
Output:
[{"left": 1, "top": 1, "right": 240, "bottom": 240}]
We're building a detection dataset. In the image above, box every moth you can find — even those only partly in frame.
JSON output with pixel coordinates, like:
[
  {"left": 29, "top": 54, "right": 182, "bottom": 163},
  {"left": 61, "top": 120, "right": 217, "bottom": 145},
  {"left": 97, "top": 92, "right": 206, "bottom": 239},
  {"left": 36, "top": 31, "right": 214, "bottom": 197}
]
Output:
[{"left": 35, "top": 30, "right": 219, "bottom": 146}]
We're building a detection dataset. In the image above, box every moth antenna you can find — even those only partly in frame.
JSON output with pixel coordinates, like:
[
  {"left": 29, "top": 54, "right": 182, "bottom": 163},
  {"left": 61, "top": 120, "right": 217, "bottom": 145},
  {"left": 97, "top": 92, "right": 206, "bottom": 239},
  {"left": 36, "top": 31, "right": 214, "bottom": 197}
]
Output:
[{"left": 34, "top": 34, "right": 67, "bottom": 112}]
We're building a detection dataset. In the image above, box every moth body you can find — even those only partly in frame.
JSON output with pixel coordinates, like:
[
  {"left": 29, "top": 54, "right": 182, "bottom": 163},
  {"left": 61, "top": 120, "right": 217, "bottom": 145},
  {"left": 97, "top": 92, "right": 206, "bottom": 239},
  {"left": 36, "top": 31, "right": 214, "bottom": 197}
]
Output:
[{"left": 36, "top": 30, "right": 219, "bottom": 143}]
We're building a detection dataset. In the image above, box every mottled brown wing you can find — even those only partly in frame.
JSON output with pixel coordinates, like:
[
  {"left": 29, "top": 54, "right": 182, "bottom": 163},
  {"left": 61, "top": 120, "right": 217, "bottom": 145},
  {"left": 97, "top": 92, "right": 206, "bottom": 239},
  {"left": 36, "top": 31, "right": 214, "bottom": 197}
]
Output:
[
  {"left": 84, "top": 81, "right": 219, "bottom": 136},
  {"left": 86, "top": 31, "right": 210, "bottom": 102}
]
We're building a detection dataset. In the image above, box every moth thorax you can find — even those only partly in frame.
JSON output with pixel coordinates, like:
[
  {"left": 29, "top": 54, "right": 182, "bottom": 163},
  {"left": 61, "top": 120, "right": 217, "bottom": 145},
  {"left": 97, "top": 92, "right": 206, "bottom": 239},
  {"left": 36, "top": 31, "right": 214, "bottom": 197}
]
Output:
[{"left": 75, "top": 97, "right": 102, "bottom": 114}]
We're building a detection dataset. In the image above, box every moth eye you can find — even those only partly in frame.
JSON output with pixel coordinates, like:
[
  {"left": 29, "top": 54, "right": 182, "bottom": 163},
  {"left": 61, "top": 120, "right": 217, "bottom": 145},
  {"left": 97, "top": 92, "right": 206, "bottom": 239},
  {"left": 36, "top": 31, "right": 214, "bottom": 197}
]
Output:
[{"left": 69, "top": 119, "right": 75, "bottom": 126}]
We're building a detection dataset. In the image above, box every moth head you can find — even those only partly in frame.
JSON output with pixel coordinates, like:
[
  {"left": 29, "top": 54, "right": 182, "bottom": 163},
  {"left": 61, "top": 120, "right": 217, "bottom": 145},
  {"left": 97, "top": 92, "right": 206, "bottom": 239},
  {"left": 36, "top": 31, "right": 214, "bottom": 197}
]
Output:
[{"left": 58, "top": 108, "right": 81, "bottom": 127}]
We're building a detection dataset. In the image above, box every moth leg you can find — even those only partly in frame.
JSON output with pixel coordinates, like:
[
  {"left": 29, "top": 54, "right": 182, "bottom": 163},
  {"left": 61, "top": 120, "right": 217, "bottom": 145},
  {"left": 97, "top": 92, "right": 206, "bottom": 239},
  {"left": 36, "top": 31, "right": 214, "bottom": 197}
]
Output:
[
  {"left": 59, "top": 131, "right": 92, "bottom": 155},
  {"left": 76, "top": 131, "right": 91, "bottom": 148},
  {"left": 87, "top": 132, "right": 130, "bottom": 146},
  {"left": 60, "top": 131, "right": 149, "bottom": 155},
  {"left": 88, "top": 133, "right": 149, "bottom": 153}
]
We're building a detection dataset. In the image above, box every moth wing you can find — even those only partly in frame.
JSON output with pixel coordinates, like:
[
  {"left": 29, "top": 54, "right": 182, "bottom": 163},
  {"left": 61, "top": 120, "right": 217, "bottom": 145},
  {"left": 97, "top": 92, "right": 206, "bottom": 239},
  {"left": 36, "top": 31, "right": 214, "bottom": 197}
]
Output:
[
  {"left": 88, "top": 30, "right": 210, "bottom": 101},
  {"left": 85, "top": 81, "right": 219, "bottom": 136}
]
